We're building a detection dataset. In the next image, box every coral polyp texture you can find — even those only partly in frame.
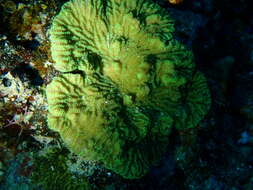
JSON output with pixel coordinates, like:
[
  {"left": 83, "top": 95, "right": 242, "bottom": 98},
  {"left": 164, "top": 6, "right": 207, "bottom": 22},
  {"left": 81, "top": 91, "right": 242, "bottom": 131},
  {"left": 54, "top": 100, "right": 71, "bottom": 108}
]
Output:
[{"left": 47, "top": 0, "right": 211, "bottom": 179}]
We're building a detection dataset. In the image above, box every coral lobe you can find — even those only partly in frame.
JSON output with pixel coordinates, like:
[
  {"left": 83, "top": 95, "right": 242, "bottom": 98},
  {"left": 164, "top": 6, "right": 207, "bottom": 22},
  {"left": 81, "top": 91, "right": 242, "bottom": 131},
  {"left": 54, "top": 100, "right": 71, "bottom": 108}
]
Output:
[{"left": 46, "top": 0, "right": 211, "bottom": 179}]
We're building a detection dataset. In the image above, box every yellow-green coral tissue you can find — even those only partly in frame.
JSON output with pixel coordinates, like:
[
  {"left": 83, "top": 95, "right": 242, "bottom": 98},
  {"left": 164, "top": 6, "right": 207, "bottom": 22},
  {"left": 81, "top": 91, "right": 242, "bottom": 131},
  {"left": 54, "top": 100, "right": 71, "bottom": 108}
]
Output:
[{"left": 46, "top": 0, "right": 211, "bottom": 179}]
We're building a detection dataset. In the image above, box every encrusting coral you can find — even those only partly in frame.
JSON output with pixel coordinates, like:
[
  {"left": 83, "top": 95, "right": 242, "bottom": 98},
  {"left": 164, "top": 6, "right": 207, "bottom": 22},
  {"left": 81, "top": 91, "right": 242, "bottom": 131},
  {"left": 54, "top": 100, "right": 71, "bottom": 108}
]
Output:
[
  {"left": 46, "top": 0, "right": 211, "bottom": 179},
  {"left": 31, "top": 147, "right": 92, "bottom": 190}
]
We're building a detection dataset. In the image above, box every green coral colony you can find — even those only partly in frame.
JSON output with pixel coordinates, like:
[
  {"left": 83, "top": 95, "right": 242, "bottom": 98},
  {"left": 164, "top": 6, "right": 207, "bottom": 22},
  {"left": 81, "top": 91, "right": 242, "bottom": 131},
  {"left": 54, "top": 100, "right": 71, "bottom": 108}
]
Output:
[{"left": 46, "top": 0, "right": 211, "bottom": 179}]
